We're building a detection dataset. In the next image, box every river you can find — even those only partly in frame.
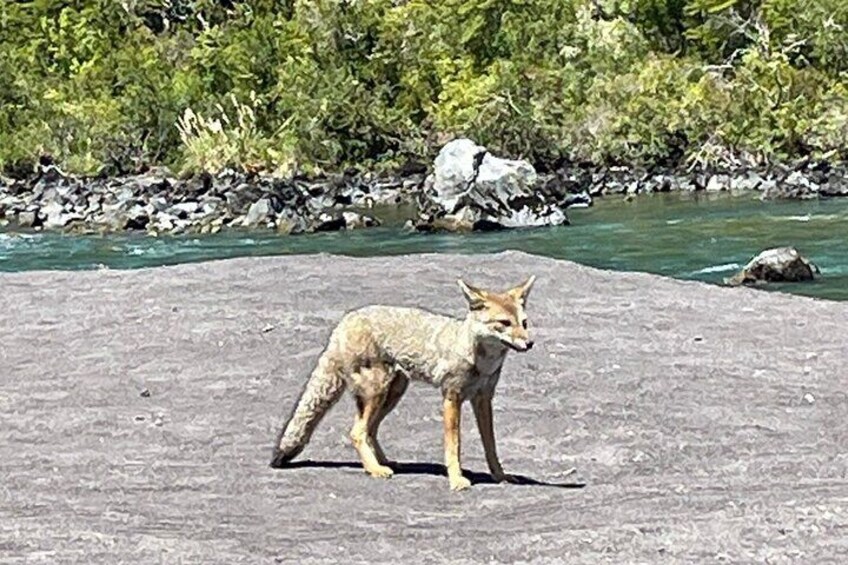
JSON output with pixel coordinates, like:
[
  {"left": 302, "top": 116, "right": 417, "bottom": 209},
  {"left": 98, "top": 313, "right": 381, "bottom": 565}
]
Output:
[{"left": 2, "top": 191, "right": 846, "bottom": 301}]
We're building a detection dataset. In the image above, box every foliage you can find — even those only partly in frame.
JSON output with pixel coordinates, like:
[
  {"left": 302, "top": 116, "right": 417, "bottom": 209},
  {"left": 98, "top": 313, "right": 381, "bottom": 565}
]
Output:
[{"left": 0, "top": 0, "right": 846, "bottom": 176}]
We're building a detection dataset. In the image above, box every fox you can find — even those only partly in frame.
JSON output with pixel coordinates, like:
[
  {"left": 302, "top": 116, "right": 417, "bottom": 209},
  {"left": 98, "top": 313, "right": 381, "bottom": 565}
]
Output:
[{"left": 269, "top": 275, "right": 537, "bottom": 491}]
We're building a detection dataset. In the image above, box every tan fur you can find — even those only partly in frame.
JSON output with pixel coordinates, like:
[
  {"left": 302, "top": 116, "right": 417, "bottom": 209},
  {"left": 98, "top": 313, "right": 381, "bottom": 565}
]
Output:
[{"left": 270, "top": 276, "right": 536, "bottom": 491}]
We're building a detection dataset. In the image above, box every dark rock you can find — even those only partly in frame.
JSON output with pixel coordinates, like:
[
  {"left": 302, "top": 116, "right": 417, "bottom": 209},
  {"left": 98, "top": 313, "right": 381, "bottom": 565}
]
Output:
[
  {"left": 820, "top": 167, "right": 848, "bottom": 197},
  {"left": 726, "top": 247, "right": 820, "bottom": 286},
  {"left": 311, "top": 213, "right": 347, "bottom": 232},
  {"left": 225, "top": 183, "right": 263, "bottom": 215},
  {"left": 125, "top": 205, "right": 150, "bottom": 230},
  {"left": 131, "top": 174, "right": 171, "bottom": 195},
  {"left": 761, "top": 170, "right": 819, "bottom": 200},
  {"left": 411, "top": 213, "right": 474, "bottom": 233},
  {"left": 37, "top": 164, "right": 67, "bottom": 185},
  {"left": 563, "top": 192, "right": 592, "bottom": 208}
]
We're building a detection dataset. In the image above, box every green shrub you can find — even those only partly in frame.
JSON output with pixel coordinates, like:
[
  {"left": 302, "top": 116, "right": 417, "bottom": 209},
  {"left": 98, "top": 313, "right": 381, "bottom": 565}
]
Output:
[{"left": 0, "top": 0, "right": 847, "bottom": 176}]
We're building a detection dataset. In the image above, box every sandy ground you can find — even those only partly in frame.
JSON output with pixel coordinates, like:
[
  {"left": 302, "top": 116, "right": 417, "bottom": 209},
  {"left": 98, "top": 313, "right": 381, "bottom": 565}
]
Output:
[{"left": 1, "top": 251, "right": 847, "bottom": 564}]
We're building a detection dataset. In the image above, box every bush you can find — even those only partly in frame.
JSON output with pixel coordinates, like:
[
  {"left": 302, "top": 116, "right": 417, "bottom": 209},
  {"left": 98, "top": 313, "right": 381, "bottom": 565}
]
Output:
[{"left": 0, "top": 0, "right": 846, "bottom": 176}]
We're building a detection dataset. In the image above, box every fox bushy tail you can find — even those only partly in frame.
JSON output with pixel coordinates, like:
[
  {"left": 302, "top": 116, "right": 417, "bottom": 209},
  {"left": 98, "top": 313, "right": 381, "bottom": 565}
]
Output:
[{"left": 270, "top": 351, "right": 346, "bottom": 468}]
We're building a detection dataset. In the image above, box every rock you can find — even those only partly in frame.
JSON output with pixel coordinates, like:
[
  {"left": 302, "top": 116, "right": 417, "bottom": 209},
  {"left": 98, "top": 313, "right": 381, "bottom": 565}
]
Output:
[
  {"left": 731, "top": 171, "right": 764, "bottom": 191},
  {"left": 642, "top": 174, "right": 678, "bottom": 193},
  {"left": 706, "top": 174, "right": 731, "bottom": 192},
  {"left": 170, "top": 201, "right": 200, "bottom": 218},
  {"left": 428, "top": 138, "right": 488, "bottom": 213},
  {"left": 149, "top": 196, "right": 170, "bottom": 212},
  {"left": 761, "top": 170, "right": 819, "bottom": 200},
  {"left": 245, "top": 198, "right": 273, "bottom": 227},
  {"left": 131, "top": 174, "right": 171, "bottom": 195},
  {"left": 0, "top": 195, "right": 16, "bottom": 218},
  {"left": 37, "top": 164, "right": 67, "bottom": 184},
  {"left": 726, "top": 247, "right": 820, "bottom": 286},
  {"left": 311, "top": 213, "right": 347, "bottom": 232},
  {"left": 154, "top": 212, "right": 178, "bottom": 232},
  {"left": 412, "top": 211, "right": 475, "bottom": 233},
  {"left": 125, "top": 205, "right": 150, "bottom": 230},
  {"left": 85, "top": 194, "right": 103, "bottom": 215},
  {"left": 225, "top": 183, "right": 265, "bottom": 215},
  {"left": 275, "top": 218, "right": 296, "bottom": 234},
  {"left": 200, "top": 197, "right": 224, "bottom": 215},
  {"left": 39, "top": 201, "right": 65, "bottom": 227},
  {"left": 416, "top": 138, "right": 568, "bottom": 232},
  {"left": 820, "top": 172, "right": 848, "bottom": 197},
  {"left": 563, "top": 192, "right": 592, "bottom": 208},
  {"left": 17, "top": 209, "right": 39, "bottom": 228},
  {"left": 473, "top": 151, "right": 538, "bottom": 206},
  {"left": 341, "top": 211, "right": 380, "bottom": 230}
]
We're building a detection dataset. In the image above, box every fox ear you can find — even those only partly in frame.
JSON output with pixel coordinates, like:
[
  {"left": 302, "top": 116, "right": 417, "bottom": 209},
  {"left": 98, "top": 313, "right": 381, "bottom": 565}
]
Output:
[
  {"left": 509, "top": 275, "right": 536, "bottom": 304},
  {"left": 457, "top": 279, "right": 487, "bottom": 310}
]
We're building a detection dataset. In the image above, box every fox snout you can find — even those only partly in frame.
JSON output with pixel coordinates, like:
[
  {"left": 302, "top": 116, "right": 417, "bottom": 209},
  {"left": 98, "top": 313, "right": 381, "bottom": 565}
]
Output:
[{"left": 508, "top": 336, "right": 534, "bottom": 352}]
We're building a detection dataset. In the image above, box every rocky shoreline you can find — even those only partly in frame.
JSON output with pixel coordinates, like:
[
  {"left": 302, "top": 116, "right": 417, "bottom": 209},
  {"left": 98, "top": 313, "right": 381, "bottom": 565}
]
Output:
[{"left": 1, "top": 139, "right": 847, "bottom": 237}]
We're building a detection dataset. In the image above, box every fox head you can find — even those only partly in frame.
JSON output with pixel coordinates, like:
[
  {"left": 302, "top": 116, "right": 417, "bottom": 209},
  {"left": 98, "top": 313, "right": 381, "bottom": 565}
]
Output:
[{"left": 457, "top": 276, "right": 536, "bottom": 352}]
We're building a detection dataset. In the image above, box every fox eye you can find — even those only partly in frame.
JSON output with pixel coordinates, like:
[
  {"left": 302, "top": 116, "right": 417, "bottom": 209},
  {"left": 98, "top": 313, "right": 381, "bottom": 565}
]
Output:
[
  {"left": 496, "top": 319, "right": 512, "bottom": 328},
  {"left": 521, "top": 320, "right": 528, "bottom": 329}
]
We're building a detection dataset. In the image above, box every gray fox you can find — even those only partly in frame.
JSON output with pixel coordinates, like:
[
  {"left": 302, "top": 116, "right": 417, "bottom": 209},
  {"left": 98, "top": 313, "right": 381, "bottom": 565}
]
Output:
[{"left": 270, "top": 276, "right": 536, "bottom": 490}]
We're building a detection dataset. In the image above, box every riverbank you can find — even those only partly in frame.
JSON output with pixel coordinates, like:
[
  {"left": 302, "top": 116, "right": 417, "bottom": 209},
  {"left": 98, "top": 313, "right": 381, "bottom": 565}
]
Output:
[
  {"left": 2, "top": 153, "right": 847, "bottom": 238},
  {"left": 1, "top": 251, "right": 845, "bottom": 563}
]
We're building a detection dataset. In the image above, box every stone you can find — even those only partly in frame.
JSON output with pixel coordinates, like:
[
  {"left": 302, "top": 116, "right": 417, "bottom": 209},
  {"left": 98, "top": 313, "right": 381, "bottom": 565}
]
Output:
[
  {"left": 416, "top": 138, "right": 568, "bottom": 232},
  {"left": 17, "top": 209, "right": 38, "bottom": 227},
  {"left": 820, "top": 175, "right": 848, "bottom": 197},
  {"left": 761, "top": 171, "right": 819, "bottom": 200},
  {"left": 429, "top": 138, "right": 488, "bottom": 213},
  {"left": 125, "top": 205, "right": 150, "bottom": 230},
  {"left": 245, "top": 198, "right": 273, "bottom": 227},
  {"left": 706, "top": 174, "right": 731, "bottom": 192},
  {"left": 726, "top": 247, "right": 820, "bottom": 286},
  {"left": 341, "top": 211, "right": 380, "bottom": 230}
]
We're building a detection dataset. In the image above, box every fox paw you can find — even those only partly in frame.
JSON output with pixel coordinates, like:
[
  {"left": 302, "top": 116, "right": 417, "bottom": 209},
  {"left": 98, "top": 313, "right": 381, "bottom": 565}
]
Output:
[
  {"left": 449, "top": 475, "right": 472, "bottom": 491},
  {"left": 493, "top": 472, "right": 520, "bottom": 484},
  {"left": 367, "top": 465, "right": 394, "bottom": 479}
]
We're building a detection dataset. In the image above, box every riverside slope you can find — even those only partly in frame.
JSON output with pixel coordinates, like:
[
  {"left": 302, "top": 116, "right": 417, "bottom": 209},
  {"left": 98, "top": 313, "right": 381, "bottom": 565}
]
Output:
[{"left": 1, "top": 251, "right": 846, "bottom": 563}]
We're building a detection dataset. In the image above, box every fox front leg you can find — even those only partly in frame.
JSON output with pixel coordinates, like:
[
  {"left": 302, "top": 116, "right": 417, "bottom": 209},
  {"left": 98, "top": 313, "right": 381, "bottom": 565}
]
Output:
[
  {"left": 471, "top": 391, "right": 518, "bottom": 484},
  {"left": 442, "top": 393, "right": 471, "bottom": 491}
]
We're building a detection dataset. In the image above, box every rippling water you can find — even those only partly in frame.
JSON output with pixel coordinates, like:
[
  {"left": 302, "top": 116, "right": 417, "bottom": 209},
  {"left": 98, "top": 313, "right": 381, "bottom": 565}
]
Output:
[{"left": 2, "top": 191, "right": 847, "bottom": 301}]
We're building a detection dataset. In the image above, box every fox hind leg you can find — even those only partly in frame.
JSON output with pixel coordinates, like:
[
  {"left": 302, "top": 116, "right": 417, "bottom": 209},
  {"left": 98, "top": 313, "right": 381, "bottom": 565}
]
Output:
[
  {"left": 350, "top": 392, "right": 395, "bottom": 478},
  {"left": 348, "top": 363, "right": 398, "bottom": 479},
  {"left": 368, "top": 373, "right": 409, "bottom": 466}
]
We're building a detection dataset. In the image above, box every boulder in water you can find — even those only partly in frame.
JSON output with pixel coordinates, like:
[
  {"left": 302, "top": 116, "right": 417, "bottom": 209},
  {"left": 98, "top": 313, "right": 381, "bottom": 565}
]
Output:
[
  {"left": 414, "top": 138, "right": 568, "bottom": 232},
  {"left": 726, "top": 247, "right": 820, "bottom": 286}
]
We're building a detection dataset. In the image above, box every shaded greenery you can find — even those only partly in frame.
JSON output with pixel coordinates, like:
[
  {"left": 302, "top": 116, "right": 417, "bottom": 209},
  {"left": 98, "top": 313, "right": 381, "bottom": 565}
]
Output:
[{"left": 0, "top": 0, "right": 846, "bottom": 176}]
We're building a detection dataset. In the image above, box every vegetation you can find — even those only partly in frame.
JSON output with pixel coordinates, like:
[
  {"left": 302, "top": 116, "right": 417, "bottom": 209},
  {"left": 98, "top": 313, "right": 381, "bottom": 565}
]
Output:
[{"left": 0, "top": 0, "right": 846, "bottom": 177}]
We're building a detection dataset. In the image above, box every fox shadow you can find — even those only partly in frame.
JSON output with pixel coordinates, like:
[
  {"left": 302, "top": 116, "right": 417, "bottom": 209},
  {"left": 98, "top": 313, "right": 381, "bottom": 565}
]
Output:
[{"left": 273, "top": 459, "right": 585, "bottom": 489}]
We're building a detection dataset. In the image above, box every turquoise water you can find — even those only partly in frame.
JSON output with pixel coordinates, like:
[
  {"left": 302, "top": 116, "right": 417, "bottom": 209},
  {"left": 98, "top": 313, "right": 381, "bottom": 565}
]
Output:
[{"left": 2, "top": 191, "right": 847, "bottom": 301}]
